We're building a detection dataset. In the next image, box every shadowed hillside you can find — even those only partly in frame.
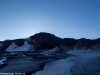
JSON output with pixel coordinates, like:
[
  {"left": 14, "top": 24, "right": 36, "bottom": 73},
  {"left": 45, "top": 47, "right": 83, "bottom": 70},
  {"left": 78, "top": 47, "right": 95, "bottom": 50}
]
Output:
[{"left": 0, "top": 32, "right": 100, "bottom": 51}]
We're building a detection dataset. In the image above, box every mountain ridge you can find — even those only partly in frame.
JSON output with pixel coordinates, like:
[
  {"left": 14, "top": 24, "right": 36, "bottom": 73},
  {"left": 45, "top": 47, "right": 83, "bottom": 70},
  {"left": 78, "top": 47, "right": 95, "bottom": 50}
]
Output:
[{"left": 0, "top": 32, "right": 100, "bottom": 51}]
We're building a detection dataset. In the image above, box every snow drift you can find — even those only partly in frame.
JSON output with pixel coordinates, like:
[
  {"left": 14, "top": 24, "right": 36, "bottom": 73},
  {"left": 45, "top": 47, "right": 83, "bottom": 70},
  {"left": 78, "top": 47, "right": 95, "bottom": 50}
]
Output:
[{"left": 6, "top": 41, "right": 34, "bottom": 52}]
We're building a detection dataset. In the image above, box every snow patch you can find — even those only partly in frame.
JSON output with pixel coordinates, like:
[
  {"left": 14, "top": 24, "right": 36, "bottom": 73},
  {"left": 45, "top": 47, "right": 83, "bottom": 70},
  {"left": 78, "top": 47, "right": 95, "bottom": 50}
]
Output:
[
  {"left": 40, "top": 46, "right": 59, "bottom": 56},
  {"left": 6, "top": 41, "right": 34, "bottom": 52},
  {"left": 32, "top": 58, "right": 74, "bottom": 75},
  {"left": 0, "top": 57, "right": 7, "bottom": 65}
]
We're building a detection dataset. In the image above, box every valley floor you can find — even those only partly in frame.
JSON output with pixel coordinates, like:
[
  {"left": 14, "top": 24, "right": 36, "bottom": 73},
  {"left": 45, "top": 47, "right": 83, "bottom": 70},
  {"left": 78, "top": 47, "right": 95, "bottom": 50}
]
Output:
[
  {"left": 1, "top": 50, "right": 100, "bottom": 75},
  {"left": 32, "top": 50, "right": 100, "bottom": 75}
]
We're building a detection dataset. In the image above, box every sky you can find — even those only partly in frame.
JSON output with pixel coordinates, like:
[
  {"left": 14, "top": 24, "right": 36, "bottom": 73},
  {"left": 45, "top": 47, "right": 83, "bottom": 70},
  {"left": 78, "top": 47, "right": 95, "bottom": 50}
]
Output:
[{"left": 0, "top": 0, "right": 100, "bottom": 40}]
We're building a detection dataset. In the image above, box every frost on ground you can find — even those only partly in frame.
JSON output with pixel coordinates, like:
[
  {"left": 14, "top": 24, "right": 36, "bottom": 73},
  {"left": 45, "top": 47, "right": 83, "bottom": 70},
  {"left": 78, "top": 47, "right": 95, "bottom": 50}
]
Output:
[
  {"left": 32, "top": 58, "right": 74, "bottom": 75},
  {"left": 0, "top": 55, "right": 57, "bottom": 74},
  {"left": 0, "top": 57, "right": 43, "bottom": 73},
  {"left": 32, "top": 50, "right": 100, "bottom": 75}
]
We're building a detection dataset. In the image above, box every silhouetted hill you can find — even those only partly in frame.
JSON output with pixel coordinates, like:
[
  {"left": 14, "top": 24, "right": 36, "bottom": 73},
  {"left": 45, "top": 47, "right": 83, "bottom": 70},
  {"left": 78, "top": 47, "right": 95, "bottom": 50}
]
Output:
[
  {"left": 0, "top": 32, "right": 100, "bottom": 51},
  {"left": 29, "top": 32, "right": 63, "bottom": 49}
]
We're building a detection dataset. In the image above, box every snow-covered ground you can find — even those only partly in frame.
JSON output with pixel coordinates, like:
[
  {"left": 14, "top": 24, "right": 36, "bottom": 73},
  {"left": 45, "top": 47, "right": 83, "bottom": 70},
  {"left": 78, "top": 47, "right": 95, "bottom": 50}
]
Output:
[
  {"left": 40, "top": 46, "right": 59, "bottom": 56},
  {"left": 32, "top": 57, "right": 74, "bottom": 75},
  {"left": 6, "top": 41, "right": 34, "bottom": 52},
  {"left": 32, "top": 50, "right": 100, "bottom": 75},
  {"left": 0, "top": 57, "right": 7, "bottom": 65}
]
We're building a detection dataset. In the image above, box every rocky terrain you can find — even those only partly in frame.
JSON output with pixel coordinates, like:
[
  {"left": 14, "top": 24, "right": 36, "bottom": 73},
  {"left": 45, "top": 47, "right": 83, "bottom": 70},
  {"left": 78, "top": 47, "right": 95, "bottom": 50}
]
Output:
[{"left": 0, "top": 32, "right": 100, "bottom": 75}]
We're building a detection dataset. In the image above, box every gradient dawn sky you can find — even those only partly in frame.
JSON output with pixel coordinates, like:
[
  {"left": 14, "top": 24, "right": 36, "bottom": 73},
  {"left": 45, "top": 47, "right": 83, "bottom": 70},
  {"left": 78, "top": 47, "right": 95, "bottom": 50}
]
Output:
[{"left": 0, "top": 0, "right": 100, "bottom": 41}]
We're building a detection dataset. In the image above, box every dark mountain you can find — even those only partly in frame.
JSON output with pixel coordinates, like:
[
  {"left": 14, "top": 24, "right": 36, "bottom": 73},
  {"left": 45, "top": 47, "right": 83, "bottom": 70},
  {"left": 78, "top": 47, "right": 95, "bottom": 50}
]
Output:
[
  {"left": 0, "top": 32, "right": 100, "bottom": 51},
  {"left": 29, "top": 32, "right": 63, "bottom": 50}
]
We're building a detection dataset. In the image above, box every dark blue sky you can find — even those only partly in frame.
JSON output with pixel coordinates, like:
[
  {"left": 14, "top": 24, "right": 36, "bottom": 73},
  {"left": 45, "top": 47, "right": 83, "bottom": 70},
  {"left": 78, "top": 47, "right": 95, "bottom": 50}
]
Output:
[{"left": 0, "top": 0, "right": 100, "bottom": 40}]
